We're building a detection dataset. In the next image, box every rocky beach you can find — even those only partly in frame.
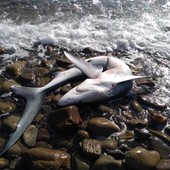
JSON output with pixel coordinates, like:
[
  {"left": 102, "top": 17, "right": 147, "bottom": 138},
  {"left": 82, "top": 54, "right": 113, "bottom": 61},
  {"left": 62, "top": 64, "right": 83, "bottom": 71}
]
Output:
[
  {"left": 0, "top": 45, "right": 169, "bottom": 170},
  {"left": 0, "top": 0, "right": 170, "bottom": 169}
]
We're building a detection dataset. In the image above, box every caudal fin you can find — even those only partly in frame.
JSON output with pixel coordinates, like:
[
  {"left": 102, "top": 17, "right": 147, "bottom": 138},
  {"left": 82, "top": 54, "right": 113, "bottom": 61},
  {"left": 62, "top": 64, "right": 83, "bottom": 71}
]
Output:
[{"left": 0, "top": 86, "right": 45, "bottom": 155}]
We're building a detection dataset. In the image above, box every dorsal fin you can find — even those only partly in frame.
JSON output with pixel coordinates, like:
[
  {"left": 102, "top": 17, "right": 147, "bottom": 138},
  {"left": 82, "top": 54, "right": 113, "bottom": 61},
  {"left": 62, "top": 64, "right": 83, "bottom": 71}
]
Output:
[{"left": 64, "top": 51, "right": 103, "bottom": 79}]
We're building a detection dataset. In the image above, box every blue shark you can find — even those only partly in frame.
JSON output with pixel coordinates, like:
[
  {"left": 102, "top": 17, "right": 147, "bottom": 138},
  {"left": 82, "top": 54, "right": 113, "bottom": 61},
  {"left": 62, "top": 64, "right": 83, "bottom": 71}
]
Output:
[{"left": 0, "top": 51, "right": 150, "bottom": 155}]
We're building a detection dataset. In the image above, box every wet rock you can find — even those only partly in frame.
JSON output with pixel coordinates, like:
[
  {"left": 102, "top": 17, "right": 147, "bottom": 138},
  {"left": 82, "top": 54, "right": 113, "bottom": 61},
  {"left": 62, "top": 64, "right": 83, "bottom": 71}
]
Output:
[
  {"left": 1, "top": 80, "right": 19, "bottom": 92},
  {"left": 8, "top": 141, "right": 27, "bottom": 155},
  {"left": 101, "top": 138, "right": 118, "bottom": 151},
  {"left": 97, "top": 105, "right": 118, "bottom": 115},
  {"left": 41, "top": 58, "right": 56, "bottom": 68},
  {"left": 107, "top": 149, "right": 125, "bottom": 160},
  {"left": 23, "top": 125, "right": 38, "bottom": 147},
  {"left": 119, "top": 130, "right": 134, "bottom": 140},
  {"left": 130, "top": 100, "right": 143, "bottom": 113},
  {"left": 125, "top": 147, "right": 160, "bottom": 170},
  {"left": 72, "top": 152, "right": 90, "bottom": 170},
  {"left": 19, "top": 72, "right": 36, "bottom": 86},
  {"left": 134, "top": 128, "right": 151, "bottom": 141},
  {"left": 0, "top": 101, "right": 16, "bottom": 115},
  {"left": 0, "top": 134, "right": 6, "bottom": 149},
  {"left": 32, "top": 67, "right": 50, "bottom": 77},
  {"left": 148, "top": 110, "right": 167, "bottom": 130},
  {"left": 49, "top": 106, "right": 82, "bottom": 134},
  {"left": 26, "top": 148, "right": 70, "bottom": 170},
  {"left": 47, "top": 94, "right": 61, "bottom": 103},
  {"left": 135, "top": 78, "right": 155, "bottom": 87},
  {"left": 2, "top": 115, "right": 20, "bottom": 132},
  {"left": 37, "top": 128, "right": 50, "bottom": 141},
  {"left": 165, "top": 126, "right": 170, "bottom": 136},
  {"left": 5, "top": 60, "right": 27, "bottom": 77},
  {"left": 138, "top": 95, "right": 167, "bottom": 110},
  {"left": 56, "top": 56, "right": 72, "bottom": 66},
  {"left": 127, "top": 119, "right": 148, "bottom": 129},
  {"left": 156, "top": 159, "right": 170, "bottom": 170},
  {"left": 37, "top": 77, "right": 51, "bottom": 87},
  {"left": 75, "top": 130, "right": 90, "bottom": 141},
  {"left": 150, "top": 130, "right": 170, "bottom": 144},
  {"left": 149, "top": 137, "right": 170, "bottom": 159},
  {"left": 91, "top": 155, "right": 125, "bottom": 170},
  {"left": 81, "top": 47, "right": 94, "bottom": 54},
  {"left": 0, "top": 158, "right": 9, "bottom": 169},
  {"left": 87, "top": 117, "right": 120, "bottom": 137},
  {"left": 79, "top": 139, "right": 102, "bottom": 158}
]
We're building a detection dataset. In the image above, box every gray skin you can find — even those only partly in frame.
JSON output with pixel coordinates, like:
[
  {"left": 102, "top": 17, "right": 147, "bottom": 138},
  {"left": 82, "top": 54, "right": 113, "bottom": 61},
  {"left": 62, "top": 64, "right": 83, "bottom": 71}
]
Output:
[{"left": 0, "top": 52, "right": 149, "bottom": 155}]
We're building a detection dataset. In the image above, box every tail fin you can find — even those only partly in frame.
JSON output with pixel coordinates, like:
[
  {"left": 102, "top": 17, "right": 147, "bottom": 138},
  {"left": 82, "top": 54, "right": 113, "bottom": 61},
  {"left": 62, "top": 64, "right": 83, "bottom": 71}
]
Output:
[{"left": 0, "top": 86, "right": 45, "bottom": 155}]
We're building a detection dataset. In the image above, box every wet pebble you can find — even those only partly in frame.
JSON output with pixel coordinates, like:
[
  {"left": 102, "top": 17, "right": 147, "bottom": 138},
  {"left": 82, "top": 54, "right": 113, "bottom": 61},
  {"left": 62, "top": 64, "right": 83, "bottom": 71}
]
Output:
[
  {"left": 8, "top": 141, "right": 27, "bottom": 155},
  {"left": 156, "top": 159, "right": 170, "bottom": 170},
  {"left": 134, "top": 128, "right": 151, "bottom": 141},
  {"left": 79, "top": 139, "right": 102, "bottom": 158},
  {"left": 101, "top": 138, "right": 118, "bottom": 151},
  {"left": 148, "top": 110, "right": 167, "bottom": 130},
  {"left": 87, "top": 117, "right": 120, "bottom": 137},
  {"left": 5, "top": 60, "right": 27, "bottom": 77},
  {"left": 91, "top": 155, "right": 125, "bottom": 170},
  {"left": 49, "top": 105, "right": 82, "bottom": 134},
  {"left": 127, "top": 119, "right": 148, "bottom": 129},
  {"left": 138, "top": 95, "right": 167, "bottom": 110},
  {"left": 149, "top": 136, "right": 170, "bottom": 159},
  {"left": 130, "top": 100, "right": 143, "bottom": 113},
  {"left": 0, "top": 101, "right": 16, "bottom": 115},
  {"left": 0, "top": 158, "right": 9, "bottom": 169},
  {"left": 9, "top": 157, "right": 22, "bottom": 170},
  {"left": 135, "top": 78, "right": 155, "bottom": 87},
  {"left": 125, "top": 147, "right": 160, "bottom": 170},
  {"left": 37, "top": 128, "right": 50, "bottom": 141},
  {"left": 19, "top": 72, "right": 36, "bottom": 86},
  {"left": 165, "top": 126, "right": 170, "bottom": 136},
  {"left": 1, "top": 80, "right": 19, "bottom": 93},
  {"left": 72, "top": 152, "right": 90, "bottom": 170},
  {"left": 23, "top": 125, "right": 38, "bottom": 147},
  {"left": 2, "top": 115, "right": 20, "bottom": 132},
  {"left": 150, "top": 130, "right": 170, "bottom": 144},
  {"left": 26, "top": 147, "right": 71, "bottom": 170}
]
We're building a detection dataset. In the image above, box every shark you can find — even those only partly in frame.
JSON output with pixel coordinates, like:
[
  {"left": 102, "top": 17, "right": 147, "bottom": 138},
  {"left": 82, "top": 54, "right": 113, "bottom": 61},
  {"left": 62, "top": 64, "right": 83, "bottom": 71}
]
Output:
[{"left": 0, "top": 51, "right": 150, "bottom": 155}]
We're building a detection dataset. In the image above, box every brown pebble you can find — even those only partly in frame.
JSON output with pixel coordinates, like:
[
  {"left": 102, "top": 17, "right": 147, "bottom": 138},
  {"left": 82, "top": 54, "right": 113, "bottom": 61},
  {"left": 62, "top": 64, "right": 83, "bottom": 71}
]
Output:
[
  {"left": 156, "top": 159, "right": 170, "bottom": 170},
  {"left": 0, "top": 158, "right": 9, "bottom": 169},
  {"left": 87, "top": 117, "right": 120, "bottom": 137}
]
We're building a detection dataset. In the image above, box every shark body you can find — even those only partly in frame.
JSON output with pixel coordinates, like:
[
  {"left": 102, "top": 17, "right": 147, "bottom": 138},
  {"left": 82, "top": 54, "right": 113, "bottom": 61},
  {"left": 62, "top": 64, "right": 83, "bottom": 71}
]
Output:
[{"left": 0, "top": 52, "right": 149, "bottom": 155}]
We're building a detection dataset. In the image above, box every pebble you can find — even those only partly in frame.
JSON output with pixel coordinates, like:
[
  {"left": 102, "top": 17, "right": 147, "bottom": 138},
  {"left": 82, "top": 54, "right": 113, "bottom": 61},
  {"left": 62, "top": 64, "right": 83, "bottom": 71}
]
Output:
[
  {"left": 165, "top": 126, "right": 170, "bottom": 136},
  {"left": 138, "top": 95, "right": 167, "bottom": 110},
  {"left": 2, "top": 115, "right": 20, "bottom": 132},
  {"left": 8, "top": 141, "right": 27, "bottom": 155},
  {"left": 1, "top": 80, "right": 19, "bottom": 93},
  {"left": 148, "top": 110, "right": 167, "bottom": 130},
  {"left": 135, "top": 78, "right": 155, "bottom": 87},
  {"left": 0, "top": 101, "right": 16, "bottom": 115},
  {"left": 23, "top": 125, "right": 38, "bottom": 147},
  {"left": 101, "top": 138, "right": 118, "bottom": 151},
  {"left": 0, "top": 158, "right": 9, "bottom": 169},
  {"left": 130, "top": 100, "right": 143, "bottom": 113},
  {"left": 87, "top": 117, "right": 120, "bottom": 137},
  {"left": 156, "top": 159, "right": 170, "bottom": 170},
  {"left": 72, "top": 152, "right": 90, "bottom": 170},
  {"left": 26, "top": 148, "right": 71, "bottom": 170},
  {"left": 127, "top": 119, "right": 148, "bottom": 129},
  {"left": 134, "top": 128, "right": 151, "bottom": 141},
  {"left": 149, "top": 137, "right": 170, "bottom": 159},
  {"left": 119, "top": 130, "right": 134, "bottom": 140},
  {"left": 150, "top": 130, "right": 170, "bottom": 144},
  {"left": 49, "top": 105, "right": 82, "bottom": 134},
  {"left": 9, "top": 157, "right": 22, "bottom": 170},
  {"left": 37, "top": 128, "right": 50, "bottom": 141},
  {"left": 125, "top": 147, "right": 160, "bottom": 170},
  {"left": 19, "top": 72, "right": 36, "bottom": 86},
  {"left": 79, "top": 139, "right": 102, "bottom": 158},
  {"left": 91, "top": 155, "right": 125, "bottom": 170},
  {"left": 5, "top": 60, "right": 27, "bottom": 77}
]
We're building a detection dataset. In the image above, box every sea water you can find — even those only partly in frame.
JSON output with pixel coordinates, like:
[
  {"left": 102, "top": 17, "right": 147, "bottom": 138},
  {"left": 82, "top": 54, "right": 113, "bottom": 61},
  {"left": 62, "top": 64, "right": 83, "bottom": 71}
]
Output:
[{"left": 0, "top": 0, "right": 170, "bottom": 105}]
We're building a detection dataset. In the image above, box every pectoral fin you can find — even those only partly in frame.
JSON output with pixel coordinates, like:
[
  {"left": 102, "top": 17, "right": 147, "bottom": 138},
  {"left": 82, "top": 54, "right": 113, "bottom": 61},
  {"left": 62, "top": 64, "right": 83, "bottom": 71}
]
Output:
[{"left": 64, "top": 51, "right": 103, "bottom": 79}]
